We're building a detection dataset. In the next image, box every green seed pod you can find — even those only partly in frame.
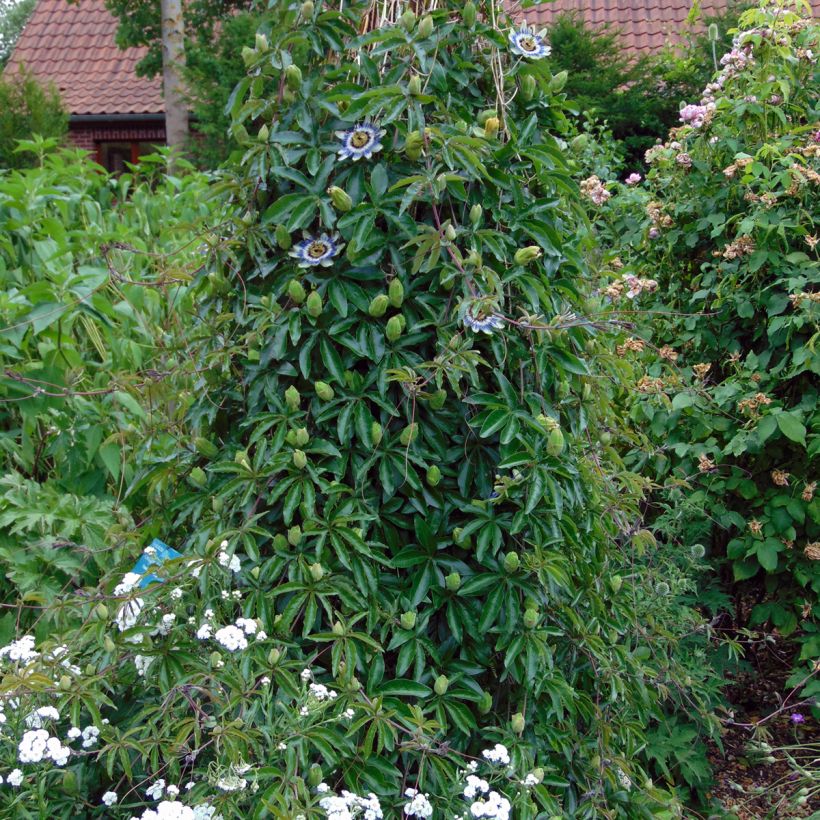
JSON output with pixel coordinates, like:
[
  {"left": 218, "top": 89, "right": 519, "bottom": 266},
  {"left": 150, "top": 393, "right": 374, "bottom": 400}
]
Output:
[
  {"left": 444, "top": 223, "right": 457, "bottom": 241},
  {"left": 285, "top": 385, "right": 300, "bottom": 410},
  {"left": 469, "top": 204, "right": 482, "bottom": 225},
  {"left": 188, "top": 467, "right": 206, "bottom": 488},
  {"left": 405, "top": 130, "right": 423, "bottom": 160},
  {"left": 300, "top": 0, "right": 314, "bottom": 17},
  {"left": 288, "top": 279, "right": 306, "bottom": 304},
  {"left": 309, "top": 563, "right": 324, "bottom": 581},
  {"left": 523, "top": 607, "right": 539, "bottom": 628},
  {"left": 408, "top": 75, "right": 422, "bottom": 96},
  {"left": 368, "top": 294, "right": 389, "bottom": 317},
  {"left": 94, "top": 603, "right": 109, "bottom": 621},
  {"left": 465, "top": 250, "right": 482, "bottom": 267},
  {"left": 386, "top": 315, "right": 403, "bottom": 342},
  {"left": 484, "top": 117, "right": 500, "bottom": 138},
  {"left": 417, "top": 14, "right": 434, "bottom": 38},
  {"left": 570, "top": 134, "right": 589, "bottom": 153},
  {"left": 463, "top": 0, "right": 476, "bottom": 27},
  {"left": 547, "top": 427, "right": 565, "bottom": 457},
  {"left": 306, "top": 290, "right": 323, "bottom": 318},
  {"left": 530, "top": 767, "right": 545, "bottom": 785},
  {"left": 388, "top": 278, "right": 404, "bottom": 307},
  {"left": 400, "top": 610, "right": 417, "bottom": 630},
  {"left": 327, "top": 185, "right": 353, "bottom": 212},
  {"left": 520, "top": 74, "right": 537, "bottom": 101},
  {"left": 511, "top": 712, "right": 526, "bottom": 734},
  {"left": 210, "top": 651, "right": 222, "bottom": 666},
  {"left": 396, "top": 314, "right": 406, "bottom": 330},
  {"left": 241, "top": 46, "right": 255, "bottom": 66},
  {"left": 103, "top": 635, "right": 116, "bottom": 653},
  {"left": 62, "top": 769, "right": 78, "bottom": 795},
  {"left": 549, "top": 70, "right": 568, "bottom": 92},
  {"left": 503, "top": 551, "right": 520, "bottom": 573},
  {"left": 610, "top": 575, "right": 623, "bottom": 593},
  {"left": 478, "top": 691, "right": 493, "bottom": 714},
  {"left": 477, "top": 109, "right": 496, "bottom": 126},
  {"left": 453, "top": 527, "right": 471, "bottom": 548},
  {"left": 288, "top": 526, "right": 302, "bottom": 546},
  {"left": 445, "top": 572, "right": 461, "bottom": 591},
  {"left": 371, "top": 421, "right": 383, "bottom": 445},
  {"left": 514, "top": 246, "right": 542, "bottom": 265},
  {"left": 332, "top": 620, "right": 344, "bottom": 636},
  {"left": 434, "top": 675, "right": 449, "bottom": 695},
  {"left": 285, "top": 64, "right": 302, "bottom": 90},
  {"left": 308, "top": 764, "right": 324, "bottom": 788},
  {"left": 258, "top": 123, "right": 269, "bottom": 143},
  {"left": 295, "top": 427, "right": 309, "bottom": 446},
  {"left": 292, "top": 449, "right": 307, "bottom": 469},
  {"left": 399, "top": 424, "right": 418, "bottom": 446},
  {"left": 315, "top": 381, "right": 335, "bottom": 401},
  {"left": 426, "top": 465, "right": 441, "bottom": 486},
  {"left": 268, "top": 647, "right": 281, "bottom": 665},
  {"left": 255, "top": 32, "right": 268, "bottom": 52},
  {"left": 275, "top": 223, "right": 292, "bottom": 249},
  {"left": 428, "top": 389, "right": 447, "bottom": 410},
  {"left": 212, "top": 495, "right": 223, "bottom": 514},
  {"left": 273, "top": 534, "right": 287, "bottom": 550},
  {"left": 400, "top": 8, "right": 416, "bottom": 31},
  {"left": 195, "top": 437, "right": 219, "bottom": 459},
  {"left": 286, "top": 430, "right": 298, "bottom": 446}
]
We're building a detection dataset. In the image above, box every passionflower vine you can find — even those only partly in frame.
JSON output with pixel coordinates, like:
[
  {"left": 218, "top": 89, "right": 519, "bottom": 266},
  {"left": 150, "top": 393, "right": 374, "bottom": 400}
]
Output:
[
  {"left": 463, "top": 309, "right": 505, "bottom": 334},
  {"left": 289, "top": 232, "right": 343, "bottom": 268},
  {"left": 335, "top": 122, "right": 386, "bottom": 161},
  {"left": 508, "top": 25, "right": 551, "bottom": 59}
]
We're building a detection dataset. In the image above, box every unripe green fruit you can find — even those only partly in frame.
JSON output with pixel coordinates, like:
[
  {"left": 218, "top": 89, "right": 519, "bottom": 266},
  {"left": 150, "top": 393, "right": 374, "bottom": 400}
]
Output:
[
  {"left": 399, "top": 424, "right": 418, "bottom": 446},
  {"left": 426, "top": 465, "right": 441, "bottom": 486},
  {"left": 288, "top": 526, "right": 302, "bottom": 546},
  {"left": 386, "top": 315, "right": 403, "bottom": 342},
  {"left": 469, "top": 204, "right": 482, "bottom": 225},
  {"left": 484, "top": 117, "right": 500, "bottom": 138},
  {"left": 315, "top": 381, "right": 335, "bottom": 401},
  {"left": 258, "top": 124, "right": 269, "bottom": 143},
  {"left": 308, "top": 764, "right": 324, "bottom": 788},
  {"left": 295, "top": 427, "right": 309, "bottom": 446},
  {"left": 417, "top": 14, "right": 433, "bottom": 38},
  {"left": 212, "top": 495, "right": 223, "bottom": 513},
  {"left": 273, "top": 534, "right": 287, "bottom": 550},
  {"left": 463, "top": 0, "right": 476, "bottom": 27},
  {"left": 62, "top": 770, "right": 78, "bottom": 795},
  {"left": 400, "top": 8, "right": 416, "bottom": 31},
  {"left": 103, "top": 635, "right": 116, "bottom": 653},
  {"left": 400, "top": 611, "right": 417, "bottom": 630},
  {"left": 511, "top": 712, "right": 526, "bottom": 734},
  {"left": 453, "top": 527, "right": 471, "bottom": 548},
  {"left": 520, "top": 74, "right": 537, "bottom": 101},
  {"left": 288, "top": 279, "right": 306, "bottom": 304},
  {"left": 268, "top": 647, "right": 281, "bottom": 665},
  {"left": 194, "top": 437, "right": 219, "bottom": 459},
  {"left": 94, "top": 602, "right": 109, "bottom": 621},
  {"left": 189, "top": 467, "right": 206, "bottom": 488},
  {"left": 503, "top": 552, "right": 520, "bottom": 573},
  {"left": 306, "top": 290, "right": 323, "bottom": 318},
  {"left": 255, "top": 32, "right": 268, "bottom": 52},
  {"left": 293, "top": 449, "right": 307, "bottom": 469},
  {"left": 405, "top": 131, "right": 423, "bottom": 160},
  {"left": 285, "top": 64, "right": 302, "bottom": 90},
  {"left": 327, "top": 185, "right": 352, "bottom": 212},
  {"left": 309, "top": 562, "right": 324, "bottom": 581},
  {"left": 523, "top": 608, "right": 539, "bottom": 628},
  {"left": 275, "top": 223, "right": 291, "bottom": 249},
  {"left": 477, "top": 109, "right": 496, "bottom": 126},
  {"left": 570, "top": 134, "right": 589, "bottom": 152},
  {"left": 549, "top": 70, "right": 568, "bottom": 92},
  {"left": 429, "top": 389, "right": 447, "bottom": 409},
  {"left": 371, "top": 421, "right": 383, "bottom": 445},
  {"left": 369, "top": 294, "right": 389, "bottom": 317},
  {"left": 444, "top": 223, "right": 457, "bottom": 241},
  {"left": 445, "top": 572, "right": 461, "bottom": 591},
  {"left": 388, "top": 278, "right": 404, "bottom": 307},
  {"left": 408, "top": 75, "right": 422, "bottom": 96},
  {"left": 58, "top": 674, "right": 72, "bottom": 691},
  {"left": 396, "top": 314, "right": 406, "bottom": 330},
  {"left": 285, "top": 430, "right": 297, "bottom": 444},
  {"left": 285, "top": 385, "right": 300, "bottom": 410},
  {"left": 514, "top": 246, "right": 542, "bottom": 265},
  {"left": 600, "top": 431, "right": 612, "bottom": 445},
  {"left": 547, "top": 427, "right": 565, "bottom": 457},
  {"left": 610, "top": 575, "right": 623, "bottom": 593},
  {"left": 434, "top": 675, "right": 449, "bottom": 695},
  {"left": 332, "top": 620, "right": 344, "bottom": 636},
  {"left": 301, "top": 0, "right": 314, "bottom": 16},
  {"left": 530, "top": 767, "right": 545, "bottom": 785},
  {"left": 478, "top": 691, "right": 493, "bottom": 714}
]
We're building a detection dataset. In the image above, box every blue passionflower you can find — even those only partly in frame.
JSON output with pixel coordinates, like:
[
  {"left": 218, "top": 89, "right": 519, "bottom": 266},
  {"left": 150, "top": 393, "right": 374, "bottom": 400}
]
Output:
[
  {"left": 508, "top": 26, "right": 551, "bottom": 59},
  {"left": 464, "top": 311, "right": 505, "bottom": 334},
  {"left": 289, "top": 232, "right": 343, "bottom": 268},
  {"left": 335, "top": 122, "right": 386, "bottom": 161}
]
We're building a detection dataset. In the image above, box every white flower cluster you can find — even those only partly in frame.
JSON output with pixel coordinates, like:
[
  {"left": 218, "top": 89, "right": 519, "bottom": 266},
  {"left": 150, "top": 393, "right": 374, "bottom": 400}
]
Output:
[
  {"left": 17, "top": 729, "right": 71, "bottom": 766},
  {"left": 218, "top": 542, "right": 241, "bottom": 574},
  {"left": 403, "top": 788, "right": 433, "bottom": 817},
  {"left": 308, "top": 683, "right": 338, "bottom": 702},
  {"left": 319, "top": 790, "right": 383, "bottom": 819},
  {"left": 198, "top": 615, "right": 261, "bottom": 652},
  {"left": 462, "top": 776, "right": 510, "bottom": 819},
  {"left": 24, "top": 705, "right": 60, "bottom": 728},
  {"left": 214, "top": 625, "right": 247, "bottom": 652},
  {"left": 481, "top": 744, "right": 510, "bottom": 766},
  {"left": 0, "top": 635, "right": 39, "bottom": 664}
]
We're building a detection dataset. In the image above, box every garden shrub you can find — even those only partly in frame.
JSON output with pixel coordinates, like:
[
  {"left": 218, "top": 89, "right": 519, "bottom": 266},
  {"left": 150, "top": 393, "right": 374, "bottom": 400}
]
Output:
[
  {"left": 0, "top": 2, "right": 719, "bottom": 817},
  {"left": 585, "top": 0, "right": 819, "bottom": 693}
]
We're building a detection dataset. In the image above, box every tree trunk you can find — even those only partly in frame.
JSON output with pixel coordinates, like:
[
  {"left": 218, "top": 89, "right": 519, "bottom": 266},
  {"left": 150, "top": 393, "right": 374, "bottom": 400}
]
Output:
[{"left": 160, "top": 0, "right": 188, "bottom": 159}]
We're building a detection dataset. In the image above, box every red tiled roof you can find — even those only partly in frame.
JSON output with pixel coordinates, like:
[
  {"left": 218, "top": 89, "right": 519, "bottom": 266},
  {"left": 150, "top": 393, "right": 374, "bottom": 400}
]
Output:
[
  {"left": 514, "top": 0, "right": 734, "bottom": 54},
  {"left": 4, "top": 0, "right": 164, "bottom": 116}
]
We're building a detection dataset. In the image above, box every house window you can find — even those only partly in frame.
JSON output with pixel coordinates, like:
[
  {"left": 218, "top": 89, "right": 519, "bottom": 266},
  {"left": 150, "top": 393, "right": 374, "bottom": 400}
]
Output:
[{"left": 97, "top": 142, "right": 159, "bottom": 173}]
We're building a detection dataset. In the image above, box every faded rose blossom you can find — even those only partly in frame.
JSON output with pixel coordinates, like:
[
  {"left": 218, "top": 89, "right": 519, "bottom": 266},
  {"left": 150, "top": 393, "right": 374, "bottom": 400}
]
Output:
[
  {"left": 805, "top": 542, "right": 820, "bottom": 561},
  {"left": 616, "top": 337, "right": 646, "bottom": 356},
  {"left": 748, "top": 519, "right": 763, "bottom": 536},
  {"left": 692, "top": 363, "right": 711, "bottom": 380},
  {"left": 676, "top": 152, "right": 693, "bottom": 168},
  {"left": 771, "top": 469, "right": 790, "bottom": 487},
  {"left": 803, "top": 482, "right": 816, "bottom": 502},
  {"left": 649, "top": 227, "right": 660, "bottom": 239},
  {"left": 625, "top": 173, "right": 642, "bottom": 185},
  {"left": 659, "top": 345, "right": 679, "bottom": 362},
  {"left": 698, "top": 453, "right": 716, "bottom": 473}
]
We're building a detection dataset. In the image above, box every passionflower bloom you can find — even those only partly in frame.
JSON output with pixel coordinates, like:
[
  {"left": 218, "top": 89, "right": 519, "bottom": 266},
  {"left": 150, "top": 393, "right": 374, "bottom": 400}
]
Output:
[
  {"left": 509, "top": 25, "right": 551, "bottom": 59},
  {"left": 463, "top": 310, "right": 505, "bottom": 334},
  {"left": 335, "top": 122, "right": 386, "bottom": 161},
  {"left": 289, "top": 232, "right": 343, "bottom": 268}
]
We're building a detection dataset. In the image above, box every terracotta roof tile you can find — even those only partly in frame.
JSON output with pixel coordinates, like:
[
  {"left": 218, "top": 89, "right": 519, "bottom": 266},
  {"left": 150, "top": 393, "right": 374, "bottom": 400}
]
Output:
[
  {"left": 513, "top": 0, "right": 736, "bottom": 53},
  {"left": 3, "top": 0, "right": 164, "bottom": 116}
]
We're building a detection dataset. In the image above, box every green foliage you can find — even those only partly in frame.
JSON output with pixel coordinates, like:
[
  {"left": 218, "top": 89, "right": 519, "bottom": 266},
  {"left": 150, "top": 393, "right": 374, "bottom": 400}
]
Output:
[
  {"left": 0, "top": 68, "right": 66, "bottom": 169},
  {"left": 0, "top": 0, "right": 35, "bottom": 67}
]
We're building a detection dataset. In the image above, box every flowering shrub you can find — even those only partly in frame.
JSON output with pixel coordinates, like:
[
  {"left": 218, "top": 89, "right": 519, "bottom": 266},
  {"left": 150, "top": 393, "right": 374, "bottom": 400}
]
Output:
[{"left": 586, "top": 0, "right": 819, "bottom": 690}]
